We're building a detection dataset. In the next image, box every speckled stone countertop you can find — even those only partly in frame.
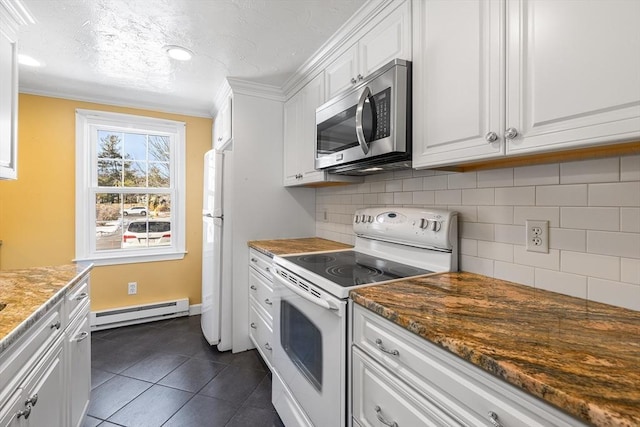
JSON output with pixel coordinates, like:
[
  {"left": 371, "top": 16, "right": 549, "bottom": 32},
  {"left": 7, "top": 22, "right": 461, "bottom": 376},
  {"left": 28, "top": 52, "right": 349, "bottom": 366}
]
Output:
[
  {"left": 351, "top": 272, "right": 640, "bottom": 427},
  {"left": 248, "top": 237, "right": 352, "bottom": 257},
  {"left": 0, "top": 264, "right": 92, "bottom": 355}
]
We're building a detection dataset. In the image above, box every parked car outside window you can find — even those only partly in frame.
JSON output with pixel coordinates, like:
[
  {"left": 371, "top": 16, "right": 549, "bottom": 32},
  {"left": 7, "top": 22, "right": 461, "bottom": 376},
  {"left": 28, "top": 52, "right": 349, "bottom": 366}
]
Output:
[
  {"left": 123, "top": 206, "right": 147, "bottom": 216},
  {"left": 122, "top": 219, "right": 171, "bottom": 248}
]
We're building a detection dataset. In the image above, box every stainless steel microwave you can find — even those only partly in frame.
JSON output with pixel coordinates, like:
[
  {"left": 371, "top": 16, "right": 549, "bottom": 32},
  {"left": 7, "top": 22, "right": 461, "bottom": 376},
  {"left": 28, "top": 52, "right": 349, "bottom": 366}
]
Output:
[{"left": 315, "top": 59, "right": 411, "bottom": 175}]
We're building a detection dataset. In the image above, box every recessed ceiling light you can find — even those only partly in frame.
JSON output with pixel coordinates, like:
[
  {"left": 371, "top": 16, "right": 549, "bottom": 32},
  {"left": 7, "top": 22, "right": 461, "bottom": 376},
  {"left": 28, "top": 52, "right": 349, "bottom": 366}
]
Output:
[
  {"left": 18, "top": 54, "right": 42, "bottom": 67},
  {"left": 163, "top": 45, "right": 193, "bottom": 61}
]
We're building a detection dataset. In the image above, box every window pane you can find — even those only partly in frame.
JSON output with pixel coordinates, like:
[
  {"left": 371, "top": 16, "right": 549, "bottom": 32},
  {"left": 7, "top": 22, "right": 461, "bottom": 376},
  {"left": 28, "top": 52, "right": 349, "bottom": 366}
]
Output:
[
  {"left": 97, "top": 160, "right": 123, "bottom": 187},
  {"left": 95, "top": 193, "right": 124, "bottom": 251},
  {"left": 123, "top": 133, "right": 147, "bottom": 161},
  {"left": 123, "top": 161, "right": 147, "bottom": 187},
  {"left": 149, "top": 163, "right": 170, "bottom": 187},
  {"left": 149, "top": 135, "right": 170, "bottom": 162},
  {"left": 149, "top": 193, "right": 171, "bottom": 217},
  {"left": 97, "top": 132, "right": 123, "bottom": 159}
]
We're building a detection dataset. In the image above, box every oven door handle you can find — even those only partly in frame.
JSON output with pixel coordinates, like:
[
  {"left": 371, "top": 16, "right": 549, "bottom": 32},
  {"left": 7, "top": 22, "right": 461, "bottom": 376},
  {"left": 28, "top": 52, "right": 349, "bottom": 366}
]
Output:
[
  {"left": 273, "top": 272, "right": 339, "bottom": 311},
  {"left": 355, "top": 86, "right": 371, "bottom": 155}
]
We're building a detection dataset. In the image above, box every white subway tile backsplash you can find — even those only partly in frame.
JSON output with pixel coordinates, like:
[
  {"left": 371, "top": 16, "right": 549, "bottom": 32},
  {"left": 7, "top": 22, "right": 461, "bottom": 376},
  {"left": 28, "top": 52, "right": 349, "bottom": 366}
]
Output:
[
  {"left": 385, "top": 180, "right": 403, "bottom": 192},
  {"left": 351, "top": 194, "right": 364, "bottom": 205},
  {"left": 550, "top": 228, "right": 586, "bottom": 252},
  {"left": 412, "top": 168, "right": 436, "bottom": 177},
  {"left": 621, "top": 208, "right": 640, "bottom": 232},
  {"left": 514, "top": 163, "right": 559, "bottom": 186},
  {"left": 477, "top": 168, "right": 514, "bottom": 188},
  {"left": 494, "top": 224, "right": 525, "bottom": 245},
  {"left": 478, "top": 206, "right": 513, "bottom": 225},
  {"left": 561, "top": 207, "right": 620, "bottom": 231},
  {"left": 589, "top": 182, "right": 640, "bottom": 206},
  {"left": 378, "top": 193, "right": 393, "bottom": 204},
  {"left": 369, "top": 181, "right": 386, "bottom": 193},
  {"left": 412, "top": 191, "right": 435, "bottom": 205},
  {"left": 462, "top": 188, "right": 495, "bottom": 206},
  {"left": 403, "top": 177, "right": 423, "bottom": 191},
  {"left": 495, "top": 261, "right": 534, "bottom": 286},
  {"left": 562, "top": 251, "right": 620, "bottom": 281},
  {"left": 620, "top": 154, "right": 640, "bottom": 181},
  {"left": 460, "top": 239, "right": 478, "bottom": 256},
  {"left": 536, "top": 184, "right": 588, "bottom": 206},
  {"left": 460, "top": 222, "right": 494, "bottom": 241},
  {"left": 495, "top": 187, "right": 535, "bottom": 206},
  {"left": 393, "top": 169, "right": 414, "bottom": 179},
  {"left": 478, "top": 241, "right": 514, "bottom": 262},
  {"left": 449, "top": 206, "right": 478, "bottom": 222},
  {"left": 621, "top": 258, "right": 640, "bottom": 285},
  {"left": 560, "top": 158, "right": 619, "bottom": 184},
  {"left": 460, "top": 255, "right": 494, "bottom": 277},
  {"left": 448, "top": 172, "right": 477, "bottom": 189},
  {"left": 363, "top": 193, "right": 378, "bottom": 204},
  {"left": 513, "top": 246, "right": 560, "bottom": 270},
  {"left": 588, "top": 278, "right": 640, "bottom": 311},
  {"left": 423, "top": 174, "right": 449, "bottom": 190},
  {"left": 587, "top": 231, "right": 640, "bottom": 259},
  {"left": 394, "top": 192, "right": 413, "bottom": 205},
  {"left": 535, "top": 269, "right": 587, "bottom": 299},
  {"left": 435, "top": 189, "right": 462, "bottom": 205},
  {"left": 513, "top": 207, "right": 559, "bottom": 227}
]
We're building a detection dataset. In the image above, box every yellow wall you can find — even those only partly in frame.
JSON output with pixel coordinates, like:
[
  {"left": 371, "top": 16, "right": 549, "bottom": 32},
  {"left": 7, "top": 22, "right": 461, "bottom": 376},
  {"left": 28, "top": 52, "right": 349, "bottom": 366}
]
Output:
[{"left": 0, "top": 94, "right": 212, "bottom": 311}]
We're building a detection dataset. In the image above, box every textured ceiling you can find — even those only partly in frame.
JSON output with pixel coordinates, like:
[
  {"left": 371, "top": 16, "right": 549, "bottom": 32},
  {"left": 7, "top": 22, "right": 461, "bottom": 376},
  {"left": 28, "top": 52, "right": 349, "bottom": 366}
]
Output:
[{"left": 16, "top": 0, "right": 367, "bottom": 116}]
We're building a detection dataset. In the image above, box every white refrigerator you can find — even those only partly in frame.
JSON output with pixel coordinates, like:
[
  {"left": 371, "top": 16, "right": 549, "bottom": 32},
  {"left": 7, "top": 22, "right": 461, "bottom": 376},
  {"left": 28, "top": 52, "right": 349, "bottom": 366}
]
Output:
[{"left": 201, "top": 149, "right": 231, "bottom": 350}]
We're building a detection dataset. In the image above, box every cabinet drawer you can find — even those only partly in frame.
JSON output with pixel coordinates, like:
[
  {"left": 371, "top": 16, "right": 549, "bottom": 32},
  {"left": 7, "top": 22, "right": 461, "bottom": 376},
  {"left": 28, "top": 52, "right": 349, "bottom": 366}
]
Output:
[
  {"left": 249, "top": 248, "right": 273, "bottom": 280},
  {"left": 0, "top": 302, "right": 63, "bottom": 403},
  {"left": 249, "top": 269, "right": 274, "bottom": 321},
  {"left": 67, "top": 303, "right": 91, "bottom": 427},
  {"left": 353, "top": 305, "right": 582, "bottom": 427},
  {"left": 352, "top": 347, "right": 461, "bottom": 427},
  {"left": 65, "top": 273, "right": 90, "bottom": 324},
  {"left": 249, "top": 302, "right": 273, "bottom": 369}
]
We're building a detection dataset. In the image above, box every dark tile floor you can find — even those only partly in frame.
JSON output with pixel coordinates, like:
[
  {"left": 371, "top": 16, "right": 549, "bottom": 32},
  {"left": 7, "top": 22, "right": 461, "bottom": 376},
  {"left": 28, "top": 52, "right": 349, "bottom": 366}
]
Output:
[{"left": 84, "top": 315, "right": 284, "bottom": 427}]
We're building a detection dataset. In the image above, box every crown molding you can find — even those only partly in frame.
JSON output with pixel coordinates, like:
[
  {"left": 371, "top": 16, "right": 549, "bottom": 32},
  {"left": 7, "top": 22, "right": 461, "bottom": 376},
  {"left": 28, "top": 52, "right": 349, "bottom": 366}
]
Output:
[{"left": 0, "top": 0, "right": 36, "bottom": 27}]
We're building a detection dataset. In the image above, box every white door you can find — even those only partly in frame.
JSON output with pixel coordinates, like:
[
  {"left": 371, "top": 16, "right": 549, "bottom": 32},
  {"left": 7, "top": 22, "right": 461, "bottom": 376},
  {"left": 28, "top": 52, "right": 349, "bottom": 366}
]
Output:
[
  {"left": 412, "top": 0, "right": 505, "bottom": 168},
  {"left": 201, "top": 150, "right": 224, "bottom": 345},
  {"left": 506, "top": 0, "right": 640, "bottom": 155}
]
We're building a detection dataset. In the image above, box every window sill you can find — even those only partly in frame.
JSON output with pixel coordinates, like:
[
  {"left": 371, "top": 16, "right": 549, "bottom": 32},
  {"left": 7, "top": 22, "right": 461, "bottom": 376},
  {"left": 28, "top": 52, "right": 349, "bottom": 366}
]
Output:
[{"left": 74, "top": 250, "right": 187, "bottom": 266}]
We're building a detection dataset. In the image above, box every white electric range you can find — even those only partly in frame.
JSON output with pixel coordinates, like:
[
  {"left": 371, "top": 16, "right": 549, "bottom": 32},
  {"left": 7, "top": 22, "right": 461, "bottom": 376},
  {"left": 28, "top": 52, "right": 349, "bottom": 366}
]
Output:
[{"left": 270, "top": 207, "right": 458, "bottom": 427}]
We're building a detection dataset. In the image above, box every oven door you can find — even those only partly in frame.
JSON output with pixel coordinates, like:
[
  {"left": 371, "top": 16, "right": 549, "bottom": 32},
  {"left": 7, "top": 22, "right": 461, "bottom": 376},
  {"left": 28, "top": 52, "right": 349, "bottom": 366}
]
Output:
[{"left": 272, "top": 269, "right": 347, "bottom": 427}]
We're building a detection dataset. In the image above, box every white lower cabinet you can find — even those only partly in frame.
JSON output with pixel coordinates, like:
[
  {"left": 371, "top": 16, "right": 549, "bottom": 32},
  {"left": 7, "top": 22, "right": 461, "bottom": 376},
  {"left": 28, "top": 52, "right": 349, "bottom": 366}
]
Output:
[
  {"left": 248, "top": 248, "right": 274, "bottom": 369},
  {"left": 66, "top": 303, "right": 91, "bottom": 427},
  {"left": 351, "top": 304, "right": 584, "bottom": 427}
]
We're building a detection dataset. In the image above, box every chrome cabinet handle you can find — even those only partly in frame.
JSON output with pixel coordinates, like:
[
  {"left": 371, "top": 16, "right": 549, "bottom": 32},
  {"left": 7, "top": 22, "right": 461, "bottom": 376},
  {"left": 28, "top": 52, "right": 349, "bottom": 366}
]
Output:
[
  {"left": 250, "top": 285, "right": 257, "bottom": 290},
  {"left": 375, "top": 338, "right": 399, "bottom": 356},
  {"left": 350, "top": 77, "right": 357, "bottom": 84},
  {"left": 504, "top": 127, "right": 518, "bottom": 139},
  {"left": 50, "top": 321, "right": 61, "bottom": 330},
  {"left": 355, "top": 86, "right": 372, "bottom": 154},
  {"left": 357, "top": 73, "right": 364, "bottom": 81},
  {"left": 251, "top": 257, "right": 258, "bottom": 263},
  {"left": 218, "top": 137, "right": 222, "bottom": 141},
  {"left": 374, "top": 405, "right": 397, "bottom": 427},
  {"left": 266, "top": 267, "right": 270, "bottom": 273},
  {"left": 25, "top": 394, "right": 38, "bottom": 407},
  {"left": 485, "top": 131, "right": 498, "bottom": 143},
  {"left": 488, "top": 411, "right": 503, "bottom": 427},
  {"left": 250, "top": 322, "right": 257, "bottom": 329},
  {"left": 264, "top": 298, "right": 273, "bottom": 306},
  {"left": 75, "top": 292, "right": 89, "bottom": 301},
  {"left": 265, "top": 342, "right": 272, "bottom": 351},
  {"left": 17, "top": 406, "right": 31, "bottom": 419},
  {"left": 73, "top": 331, "right": 89, "bottom": 342}
]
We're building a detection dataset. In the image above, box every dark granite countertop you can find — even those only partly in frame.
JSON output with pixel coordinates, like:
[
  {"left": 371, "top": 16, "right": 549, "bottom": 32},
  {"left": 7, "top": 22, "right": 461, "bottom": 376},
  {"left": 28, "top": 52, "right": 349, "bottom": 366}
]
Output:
[{"left": 351, "top": 272, "right": 640, "bottom": 427}]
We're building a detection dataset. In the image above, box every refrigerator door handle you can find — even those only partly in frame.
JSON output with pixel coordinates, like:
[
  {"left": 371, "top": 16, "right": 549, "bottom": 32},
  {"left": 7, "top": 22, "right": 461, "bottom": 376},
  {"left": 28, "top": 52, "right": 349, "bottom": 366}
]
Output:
[{"left": 204, "top": 213, "right": 224, "bottom": 219}]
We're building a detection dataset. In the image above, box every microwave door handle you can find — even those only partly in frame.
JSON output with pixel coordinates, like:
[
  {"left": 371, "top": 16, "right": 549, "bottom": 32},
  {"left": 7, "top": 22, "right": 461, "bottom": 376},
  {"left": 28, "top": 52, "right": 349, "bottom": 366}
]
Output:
[{"left": 355, "top": 86, "right": 372, "bottom": 155}]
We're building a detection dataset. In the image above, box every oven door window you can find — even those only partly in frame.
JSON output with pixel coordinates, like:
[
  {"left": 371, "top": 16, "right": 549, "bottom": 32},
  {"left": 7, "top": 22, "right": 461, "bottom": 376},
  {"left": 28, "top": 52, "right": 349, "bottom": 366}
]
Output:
[{"left": 280, "top": 300, "right": 323, "bottom": 392}]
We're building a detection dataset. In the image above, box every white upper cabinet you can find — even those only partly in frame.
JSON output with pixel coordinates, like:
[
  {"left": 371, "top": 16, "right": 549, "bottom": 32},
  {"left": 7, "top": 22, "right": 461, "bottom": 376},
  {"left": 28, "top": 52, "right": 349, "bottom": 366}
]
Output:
[
  {"left": 325, "top": 0, "right": 412, "bottom": 99},
  {"left": 213, "top": 93, "right": 232, "bottom": 150},
  {"left": 412, "top": 0, "right": 640, "bottom": 169}
]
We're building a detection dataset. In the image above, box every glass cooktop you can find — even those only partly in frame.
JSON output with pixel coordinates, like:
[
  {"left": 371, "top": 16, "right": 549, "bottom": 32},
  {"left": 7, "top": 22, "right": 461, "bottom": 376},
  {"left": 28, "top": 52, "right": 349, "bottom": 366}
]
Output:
[{"left": 282, "top": 250, "right": 432, "bottom": 288}]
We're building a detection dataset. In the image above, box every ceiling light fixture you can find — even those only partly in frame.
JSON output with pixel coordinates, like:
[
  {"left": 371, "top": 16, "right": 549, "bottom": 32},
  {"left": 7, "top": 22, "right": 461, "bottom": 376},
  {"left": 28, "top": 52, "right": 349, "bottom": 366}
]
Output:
[
  {"left": 164, "top": 45, "right": 193, "bottom": 61},
  {"left": 18, "top": 54, "right": 42, "bottom": 67}
]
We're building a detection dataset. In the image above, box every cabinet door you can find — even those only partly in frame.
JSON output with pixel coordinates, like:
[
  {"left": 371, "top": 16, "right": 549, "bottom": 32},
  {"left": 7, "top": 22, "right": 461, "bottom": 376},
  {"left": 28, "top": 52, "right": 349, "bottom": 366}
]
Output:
[
  {"left": 412, "top": 0, "right": 505, "bottom": 169},
  {"left": 283, "top": 89, "right": 304, "bottom": 186},
  {"left": 22, "top": 339, "right": 64, "bottom": 427},
  {"left": 358, "top": 0, "right": 412, "bottom": 78},
  {"left": 325, "top": 43, "right": 359, "bottom": 99},
  {"left": 213, "top": 96, "right": 232, "bottom": 150},
  {"left": 0, "top": 22, "right": 18, "bottom": 180},
  {"left": 0, "top": 388, "right": 24, "bottom": 426},
  {"left": 300, "top": 73, "right": 326, "bottom": 182},
  {"left": 506, "top": 0, "right": 640, "bottom": 155},
  {"left": 67, "top": 310, "right": 91, "bottom": 427}
]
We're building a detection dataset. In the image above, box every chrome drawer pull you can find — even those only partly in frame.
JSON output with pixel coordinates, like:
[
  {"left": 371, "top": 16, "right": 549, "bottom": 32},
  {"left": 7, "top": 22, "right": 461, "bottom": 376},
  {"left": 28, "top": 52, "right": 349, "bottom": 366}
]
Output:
[
  {"left": 488, "top": 411, "right": 503, "bottom": 427},
  {"left": 374, "top": 405, "right": 397, "bottom": 427},
  {"left": 50, "top": 321, "right": 61, "bottom": 330},
  {"left": 17, "top": 406, "right": 31, "bottom": 419},
  {"left": 264, "top": 298, "right": 273, "bottom": 306},
  {"left": 74, "top": 331, "right": 89, "bottom": 342},
  {"left": 250, "top": 285, "right": 257, "bottom": 290},
  {"left": 75, "top": 292, "right": 89, "bottom": 301},
  {"left": 25, "top": 394, "right": 38, "bottom": 407},
  {"left": 251, "top": 257, "right": 258, "bottom": 263},
  {"left": 250, "top": 322, "right": 257, "bottom": 329},
  {"left": 266, "top": 267, "right": 271, "bottom": 273},
  {"left": 265, "top": 342, "right": 272, "bottom": 351},
  {"left": 375, "top": 338, "right": 399, "bottom": 356}
]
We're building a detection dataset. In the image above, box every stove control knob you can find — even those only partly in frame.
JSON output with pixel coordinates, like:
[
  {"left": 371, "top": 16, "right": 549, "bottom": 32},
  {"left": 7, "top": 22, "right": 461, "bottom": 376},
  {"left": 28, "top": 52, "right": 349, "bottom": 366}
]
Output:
[
  {"left": 361, "top": 214, "right": 367, "bottom": 223},
  {"left": 431, "top": 221, "right": 441, "bottom": 232},
  {"left": 420, "top": 218, "right": 430, "bottom": 229},
  {"left": 367, "top": 215, "right": 374, "bottom": 223},
  {"left": 354, "top": 216, "right": 360, "bottom": 223}
]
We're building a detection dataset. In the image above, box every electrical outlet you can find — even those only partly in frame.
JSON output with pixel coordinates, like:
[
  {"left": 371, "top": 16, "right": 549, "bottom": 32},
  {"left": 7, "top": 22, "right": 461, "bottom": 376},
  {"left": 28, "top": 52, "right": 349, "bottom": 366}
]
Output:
[
  {"left": 526, "top": 220, "right": 549, "bottom": 253},
  {"left": 128, "top": 282, "right": 137, "bottom": 295}
]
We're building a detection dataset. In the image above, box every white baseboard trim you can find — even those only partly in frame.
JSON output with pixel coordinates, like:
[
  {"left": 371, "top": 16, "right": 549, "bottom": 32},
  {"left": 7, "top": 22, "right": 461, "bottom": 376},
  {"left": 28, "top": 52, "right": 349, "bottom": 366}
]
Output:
[{"left": 189, "top": 303, "right": 202, "bottom": 316}]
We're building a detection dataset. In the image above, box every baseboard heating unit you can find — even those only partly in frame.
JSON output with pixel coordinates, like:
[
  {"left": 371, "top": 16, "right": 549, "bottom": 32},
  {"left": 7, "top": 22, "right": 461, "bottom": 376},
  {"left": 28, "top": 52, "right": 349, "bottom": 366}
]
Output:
[{"left": 90, "top": 298, "right": 189, "bottom": 330}]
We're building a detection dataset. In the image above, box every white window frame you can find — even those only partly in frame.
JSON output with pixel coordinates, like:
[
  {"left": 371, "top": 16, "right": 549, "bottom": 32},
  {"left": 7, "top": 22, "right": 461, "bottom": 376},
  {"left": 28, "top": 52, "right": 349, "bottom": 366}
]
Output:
[{"left": 75, "top": 109, "right": 186, "bottom": 266}]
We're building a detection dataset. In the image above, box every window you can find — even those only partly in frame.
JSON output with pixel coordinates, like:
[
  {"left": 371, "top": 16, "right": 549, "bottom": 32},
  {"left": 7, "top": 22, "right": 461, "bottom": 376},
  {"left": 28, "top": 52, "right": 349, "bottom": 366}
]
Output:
[{"left": 75, "top": 110, "right": 186, "bottom": 265}]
